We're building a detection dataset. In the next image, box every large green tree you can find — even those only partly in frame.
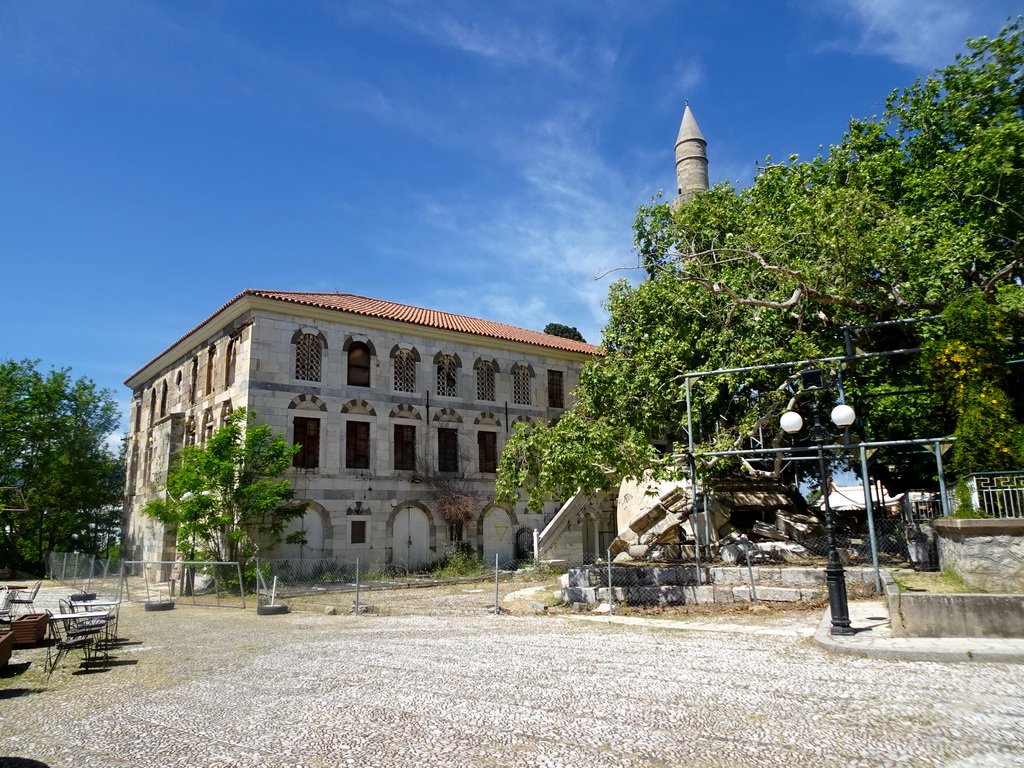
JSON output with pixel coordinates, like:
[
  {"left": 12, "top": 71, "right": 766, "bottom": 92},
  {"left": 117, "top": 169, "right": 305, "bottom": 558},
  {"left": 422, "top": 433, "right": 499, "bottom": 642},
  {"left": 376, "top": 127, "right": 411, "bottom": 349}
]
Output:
[
  {"left": 0, "top": 359, "right": 124, "bottom": 574},
  {"left": 142, "top": 409, "right": 307, "bottom": 569},
  {"left": 498, "top": 20, "right": 1024, "bottom": 510}
]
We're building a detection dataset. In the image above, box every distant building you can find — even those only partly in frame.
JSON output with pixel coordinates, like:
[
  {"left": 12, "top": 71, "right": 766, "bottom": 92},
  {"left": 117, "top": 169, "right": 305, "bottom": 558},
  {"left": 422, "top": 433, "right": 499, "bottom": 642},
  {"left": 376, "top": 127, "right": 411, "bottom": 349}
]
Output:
[{"left": 122, "top": 290, "right": 600, "bottom": 568}]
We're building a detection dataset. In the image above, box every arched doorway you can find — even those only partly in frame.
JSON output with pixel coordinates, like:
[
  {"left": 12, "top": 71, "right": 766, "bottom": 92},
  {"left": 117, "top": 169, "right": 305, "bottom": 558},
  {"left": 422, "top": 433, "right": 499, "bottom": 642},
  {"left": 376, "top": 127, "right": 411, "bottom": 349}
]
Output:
[
  {"left": 515, "top": 527, "right": 534, "bottom": 562},
  {"left": 392, "top": 506, "right": 430, "bottom": 570},
  {"left": 277, "top": 505, "right": 326, "bottom": 560},
  {"left": 481, "top": 506, "right": 514, "bottom": 567}
]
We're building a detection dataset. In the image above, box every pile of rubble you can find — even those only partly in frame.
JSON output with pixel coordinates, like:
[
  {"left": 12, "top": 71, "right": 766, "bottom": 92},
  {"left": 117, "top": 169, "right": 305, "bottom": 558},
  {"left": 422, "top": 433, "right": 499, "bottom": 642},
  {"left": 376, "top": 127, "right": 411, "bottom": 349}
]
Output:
[{"left": 610, "top": 476, "right": 831, "bottom": 564}]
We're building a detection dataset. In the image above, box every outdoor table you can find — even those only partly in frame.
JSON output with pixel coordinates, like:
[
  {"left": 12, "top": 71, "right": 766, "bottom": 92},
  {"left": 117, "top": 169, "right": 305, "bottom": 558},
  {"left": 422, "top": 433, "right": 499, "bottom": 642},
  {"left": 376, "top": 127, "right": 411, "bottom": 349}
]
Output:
[{"left": 48, "top": 611, "right": 111, "bottom": 622}]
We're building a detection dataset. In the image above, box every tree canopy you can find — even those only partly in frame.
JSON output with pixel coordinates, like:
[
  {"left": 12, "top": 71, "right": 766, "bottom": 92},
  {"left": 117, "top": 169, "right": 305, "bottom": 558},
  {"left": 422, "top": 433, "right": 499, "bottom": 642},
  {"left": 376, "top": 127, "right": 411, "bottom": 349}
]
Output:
[
  {"left": 543, "top": 323, "right": 587, "bottom": 343},
  {"left": 142, "top": 409, "right": 307, "bottom": 569},
  {"left": 0, "top": 359, "right": 124, "bottom": 574},
  {"left": 498, "top": 20, "right": 1024, "bottom": 510}
]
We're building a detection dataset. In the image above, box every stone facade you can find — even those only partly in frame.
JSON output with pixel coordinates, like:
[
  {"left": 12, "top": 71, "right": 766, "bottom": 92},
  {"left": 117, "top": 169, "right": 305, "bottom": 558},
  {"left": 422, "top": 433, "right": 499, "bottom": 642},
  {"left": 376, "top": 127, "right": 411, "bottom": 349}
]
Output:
[
  {"left": 559, "top": 564, "right": 881, "bottom": 606},
  {"left": 935, "top": 518, "right": 1024, "bottom": 593},
  {"left": 122, "top": 291, "right": 600, "bottom": 569}
]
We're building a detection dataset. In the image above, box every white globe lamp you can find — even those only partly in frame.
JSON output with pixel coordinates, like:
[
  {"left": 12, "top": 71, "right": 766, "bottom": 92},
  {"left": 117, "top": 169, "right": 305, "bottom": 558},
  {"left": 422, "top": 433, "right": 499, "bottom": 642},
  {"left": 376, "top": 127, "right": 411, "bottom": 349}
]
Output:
[
  {"left": 831, "top": 404, "right": 856, "bottom": 428},
  {"left": 779, "top": 411, "right": 804, "bottom": 434}
]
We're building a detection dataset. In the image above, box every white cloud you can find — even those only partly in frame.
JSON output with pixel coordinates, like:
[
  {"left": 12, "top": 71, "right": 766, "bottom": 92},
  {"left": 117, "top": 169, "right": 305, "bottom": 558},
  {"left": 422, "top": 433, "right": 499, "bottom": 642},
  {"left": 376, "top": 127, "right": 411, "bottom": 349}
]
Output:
[
  {"left": 344, "top": 2, "right": 580, "bottom": 76},
  {"left": 822, "top": 0, "right": 1011, "bottom": 69},
  {"left": 406, "top": 99, "right": 644, "bottom": 344},
  {"left": 658, "top": 58, "right": 705, "bottom": 111}
]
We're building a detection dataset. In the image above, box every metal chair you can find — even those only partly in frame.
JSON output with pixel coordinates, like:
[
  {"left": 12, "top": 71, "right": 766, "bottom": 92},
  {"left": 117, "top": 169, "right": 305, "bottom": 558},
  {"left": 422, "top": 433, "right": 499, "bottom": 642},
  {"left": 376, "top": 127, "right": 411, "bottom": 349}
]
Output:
[
  {"left": 0, "top": 587, "right": 11, "bottom": 628},
  {"left": 69, "top": 594, "right": 120, "bottom": 640},
  {"left": 45, "top": 610, "right": 97, "bottom": 677},
  {"left": 59, "top": 599, "right": 112, "bottom": 656},
  {"left": 10, "top": 580, "right": 41, "bottom": 616}
]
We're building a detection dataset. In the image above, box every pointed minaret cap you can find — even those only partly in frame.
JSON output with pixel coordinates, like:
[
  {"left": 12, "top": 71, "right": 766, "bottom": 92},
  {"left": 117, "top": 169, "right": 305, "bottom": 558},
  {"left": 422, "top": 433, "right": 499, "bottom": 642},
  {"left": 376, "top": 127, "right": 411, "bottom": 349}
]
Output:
[
  {"left": 675, "top": 103, "right": 706, "bottom": 147},
  {"left": 672, "top": 102, "right": 709, "bottom": 207}
]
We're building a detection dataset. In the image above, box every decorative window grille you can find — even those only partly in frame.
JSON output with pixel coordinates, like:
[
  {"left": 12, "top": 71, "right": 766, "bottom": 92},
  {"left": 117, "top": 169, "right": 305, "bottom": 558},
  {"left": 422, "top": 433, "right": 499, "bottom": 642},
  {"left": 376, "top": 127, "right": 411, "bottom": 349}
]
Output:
[
  {"left": 476, "top": 361, "right": 495, "bottom": 401},
  {"left": 394, "top": 349, "right": 417, "bottom": 392},
  {"left": 547, "top": 370, "right": 564, "bottom": 409},
  {"left": 295, "top": 334, "right": 323, "bottom": 382},
  {"left": 513, "top": 365, "right": 531, "bottom": 405},
  {"left": 437, "top": 355, "right": 458, "bottom": 397}
]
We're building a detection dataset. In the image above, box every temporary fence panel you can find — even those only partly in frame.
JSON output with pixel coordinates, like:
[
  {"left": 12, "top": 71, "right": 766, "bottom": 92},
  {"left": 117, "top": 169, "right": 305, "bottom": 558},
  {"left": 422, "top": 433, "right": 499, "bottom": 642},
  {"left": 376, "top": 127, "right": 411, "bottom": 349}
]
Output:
[
  {"left": 48, "top": 551, "right": 121, "bottom": 597},
  {"left": 120, "top": 560, "right": 245, "bottom": 609}
]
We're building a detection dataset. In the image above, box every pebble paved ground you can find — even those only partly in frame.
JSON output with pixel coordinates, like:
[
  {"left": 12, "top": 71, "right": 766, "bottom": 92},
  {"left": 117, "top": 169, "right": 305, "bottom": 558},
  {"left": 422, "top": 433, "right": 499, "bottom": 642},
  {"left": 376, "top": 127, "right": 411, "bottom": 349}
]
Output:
[{"left": 2, "top": 587, "right": 1024, "bottom": 768}]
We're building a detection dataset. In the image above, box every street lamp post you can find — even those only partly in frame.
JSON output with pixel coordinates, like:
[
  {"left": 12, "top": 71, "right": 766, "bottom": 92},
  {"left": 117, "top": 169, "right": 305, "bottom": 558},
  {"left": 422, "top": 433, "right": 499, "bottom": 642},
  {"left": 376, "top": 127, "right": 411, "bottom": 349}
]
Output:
[{"left": 781, "top": 369, "right": 856, "bottom": 637}]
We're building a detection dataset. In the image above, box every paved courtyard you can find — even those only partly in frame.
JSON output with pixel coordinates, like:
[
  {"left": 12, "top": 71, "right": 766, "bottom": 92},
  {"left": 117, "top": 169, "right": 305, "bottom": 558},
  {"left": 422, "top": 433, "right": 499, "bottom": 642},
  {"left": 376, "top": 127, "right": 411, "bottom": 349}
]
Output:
[{"left": 2, "top": 591, "right": 1024, "bottom": 768}]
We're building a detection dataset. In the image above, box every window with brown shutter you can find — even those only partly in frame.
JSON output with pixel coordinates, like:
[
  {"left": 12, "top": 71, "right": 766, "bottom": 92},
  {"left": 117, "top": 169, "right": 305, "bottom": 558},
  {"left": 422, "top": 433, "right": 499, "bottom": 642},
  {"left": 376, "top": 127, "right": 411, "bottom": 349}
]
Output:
[
  {"left": 346, "top": 421, "right": 370, "bottom": 469},
  {"left": 478, "top": 431, "right": 497, "bottom": 473},
  {"left": 292, "top": 417, "right": 320, "bottom": 469},
  {"left": 438, "top": 428, "right": 458, "bottom": 472},
  {"left": 394, "top": 424, "right": 416, "bottom": 470}
]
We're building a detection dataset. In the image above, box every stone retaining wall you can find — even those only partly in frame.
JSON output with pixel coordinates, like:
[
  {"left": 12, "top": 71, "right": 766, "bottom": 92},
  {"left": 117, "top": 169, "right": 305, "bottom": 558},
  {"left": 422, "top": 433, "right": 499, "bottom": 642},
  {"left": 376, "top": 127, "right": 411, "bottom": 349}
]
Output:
[
  {"left": 885, "top": 574, "right": 1024, "bottom": 638},
  {"left": 560, "top": 565, "right": 879, "bottom": 606},
  {"left": 935, "top": 518, "right": 1024, "bottom": 593}
]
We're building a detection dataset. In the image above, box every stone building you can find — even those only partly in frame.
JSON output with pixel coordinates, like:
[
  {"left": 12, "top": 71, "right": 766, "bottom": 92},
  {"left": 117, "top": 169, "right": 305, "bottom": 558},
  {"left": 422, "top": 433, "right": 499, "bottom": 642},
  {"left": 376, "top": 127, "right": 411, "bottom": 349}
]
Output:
[{"left": 122, "top": 290, "right": 600, "bottom": 569}]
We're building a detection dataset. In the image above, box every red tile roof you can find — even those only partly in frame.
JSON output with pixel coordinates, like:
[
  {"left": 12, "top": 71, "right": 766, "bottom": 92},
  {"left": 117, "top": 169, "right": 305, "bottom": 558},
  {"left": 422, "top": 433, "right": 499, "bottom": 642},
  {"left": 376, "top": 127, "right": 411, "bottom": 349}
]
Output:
[{"left": 126, "top": 290, "right": 601, "bottom": 384}]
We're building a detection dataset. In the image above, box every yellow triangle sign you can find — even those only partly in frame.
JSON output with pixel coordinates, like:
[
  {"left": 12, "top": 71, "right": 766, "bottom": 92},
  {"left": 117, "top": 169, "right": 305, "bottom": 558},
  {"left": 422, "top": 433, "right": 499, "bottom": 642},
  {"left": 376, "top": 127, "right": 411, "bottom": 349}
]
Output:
[{"left": 495, "top": 525, "right": 509, "bottom": 542}]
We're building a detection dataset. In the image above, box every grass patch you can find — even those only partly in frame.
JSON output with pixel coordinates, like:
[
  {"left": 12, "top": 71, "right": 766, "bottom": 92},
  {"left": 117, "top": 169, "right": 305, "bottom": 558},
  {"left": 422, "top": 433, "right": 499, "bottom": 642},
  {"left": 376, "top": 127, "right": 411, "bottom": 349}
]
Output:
[{"left": 892, "top": 569, "right": 976, "bottom": 594}]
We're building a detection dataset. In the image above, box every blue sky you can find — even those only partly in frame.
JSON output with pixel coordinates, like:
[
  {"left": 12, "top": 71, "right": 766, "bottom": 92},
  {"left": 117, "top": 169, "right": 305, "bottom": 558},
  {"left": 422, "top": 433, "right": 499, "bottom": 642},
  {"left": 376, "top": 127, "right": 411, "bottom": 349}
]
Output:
[{"left": 1, "top": 0, "right": 1019, "bottom": 434}]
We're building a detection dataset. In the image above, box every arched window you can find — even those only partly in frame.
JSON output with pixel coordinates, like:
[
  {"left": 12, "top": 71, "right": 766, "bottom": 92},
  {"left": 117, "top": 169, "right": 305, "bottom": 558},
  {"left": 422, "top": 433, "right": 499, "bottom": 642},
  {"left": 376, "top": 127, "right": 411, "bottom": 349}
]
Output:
[
  {"left": 437, "top": 355, "right": 458, "bottom": 397},
  {"left": 393, "top": 349, "right": 416, "bottom": 393},
  {"left": 513, "top": 365, "right": 532, "bottom": 405},
  {"left": 189, "top": 358, "right": 198, "bottom": 405},
  {"left": 148, "top": 389, "right": 156, "bottom": 427},
  {"left": 476, "top": 360, "right": 495, "bottom": 401},
  {"left": 201, "top": 408, "right": 214, "bottom": 446},
  {"left": 347, "top": 342, "right": 371, "bottom": 387},
  {"left": 159, "top": 381, "right": 168, "bottom": 419},
  {"left": 225, "top": 338, "right": 237, "bottom": 388},
  {"left": 205, "top": 346, "right": 216, "bottom": 396},
  {"left": 295, "top": 334, "right": 323, "bottom": 382}
]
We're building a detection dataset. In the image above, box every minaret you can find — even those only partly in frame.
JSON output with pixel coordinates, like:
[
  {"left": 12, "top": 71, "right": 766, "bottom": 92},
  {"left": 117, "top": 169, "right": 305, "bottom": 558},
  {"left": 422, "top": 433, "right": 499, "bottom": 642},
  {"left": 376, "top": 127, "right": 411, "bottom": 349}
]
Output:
[{"left": 671, "top": 103, "right": 709, "bottom": 207}]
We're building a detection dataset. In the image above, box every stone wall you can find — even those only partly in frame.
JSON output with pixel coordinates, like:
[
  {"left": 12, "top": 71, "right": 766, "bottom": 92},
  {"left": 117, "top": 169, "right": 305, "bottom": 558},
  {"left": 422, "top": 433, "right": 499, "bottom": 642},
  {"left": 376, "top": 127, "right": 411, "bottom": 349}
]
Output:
[
  {"left": 885, "top": 574, "right": 1024, "bottom": 638},
  {"left": 935, "top": 518, "right": 1024, "bottom": 593},
  {"left": 559, "top": 564, "right": 880, "bottom": 606}
]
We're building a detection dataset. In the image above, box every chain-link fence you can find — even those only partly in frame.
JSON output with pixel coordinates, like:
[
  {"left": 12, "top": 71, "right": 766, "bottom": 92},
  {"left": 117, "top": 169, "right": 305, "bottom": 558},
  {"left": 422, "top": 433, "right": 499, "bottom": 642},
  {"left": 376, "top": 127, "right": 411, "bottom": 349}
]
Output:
[
  {"left": 47, "top": 551, "right": 121, "bottom": 597},
  {"left": 120, "top": 560, "right": 247, "bottom": 609},
  {"left": 51, "top": 510, "right": 921, "bottom": 617}
]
